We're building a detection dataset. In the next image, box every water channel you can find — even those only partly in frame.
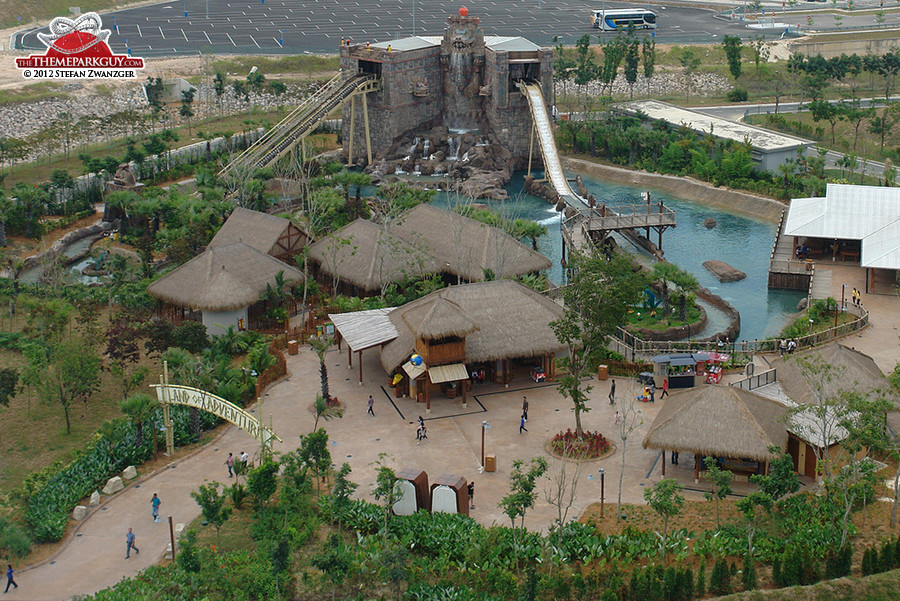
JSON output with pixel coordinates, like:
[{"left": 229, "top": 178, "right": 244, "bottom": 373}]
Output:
[{"left": 434, "top": 171, "right": 804, "bottom": 342}]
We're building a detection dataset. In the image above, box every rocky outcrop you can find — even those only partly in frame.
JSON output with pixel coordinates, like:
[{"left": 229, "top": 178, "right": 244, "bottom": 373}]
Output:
[
  {"left": 704, "top": 218, "right": 717, "bottom": 229},
  {"left": 523, "top": 175, "right": 561, "bottom": 205},
  {"left": 703, "top": 260, "right": 747, "bottom": 282}
]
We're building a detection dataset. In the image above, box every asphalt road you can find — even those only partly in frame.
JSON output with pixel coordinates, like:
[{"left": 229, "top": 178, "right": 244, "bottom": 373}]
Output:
[{"left": 19, "top": 0, "right": 794, "bottom": 57}]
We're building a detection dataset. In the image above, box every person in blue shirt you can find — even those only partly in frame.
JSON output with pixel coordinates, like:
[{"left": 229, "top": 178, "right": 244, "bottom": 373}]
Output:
[
  {"left": 151, "top": 493, "right": 161, "bottom": 522},
  {"left": 5, "top": 565, "right": 17, "bottom": 592}
]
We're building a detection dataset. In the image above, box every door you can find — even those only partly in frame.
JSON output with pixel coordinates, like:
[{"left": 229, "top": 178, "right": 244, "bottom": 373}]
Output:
[
  {"left": 787, "top": 436, "right": 799, "bottom": 472},
  {"left": 804, "top": 443, "right": 817, "bottom": 478}
]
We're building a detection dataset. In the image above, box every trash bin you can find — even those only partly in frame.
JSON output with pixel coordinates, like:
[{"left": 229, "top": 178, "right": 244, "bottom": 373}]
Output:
[
  {"left": 484, "top": 455, "right": 497, "bottom": 473},
  {"left": 287, "top": 340, "right": 299, "bottom": 355},
  {"left": 597, "top": 364, "right": 609, "bottom": 380}
]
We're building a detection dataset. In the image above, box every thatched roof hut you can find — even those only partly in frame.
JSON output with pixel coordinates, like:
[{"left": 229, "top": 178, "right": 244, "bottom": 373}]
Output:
[
  {"left": 147, "top": 242, "right": 304, "bottom": 312},
  {"left": 771, "top": 343, "right": 890, "bottom": 406},
  {"left": 643, "top": 385, "right": 788, "bottom": 462},
  {"left": 381, "top": 280, "right": 564, "bottom": 373},
  {"left": 210, "top": 207, "right": 307, "bottom": 259},
  {"left": 307, "top": 204, "right": 551, "bottom": 293}
]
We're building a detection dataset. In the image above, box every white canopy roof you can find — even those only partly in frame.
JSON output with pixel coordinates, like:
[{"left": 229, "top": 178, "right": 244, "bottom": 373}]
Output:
[
  {"left": 329, "top": 308, "right": 398, "bottom": 351},
  {"left": 784, "top": 183, "right": 900, "bottom": 270}
]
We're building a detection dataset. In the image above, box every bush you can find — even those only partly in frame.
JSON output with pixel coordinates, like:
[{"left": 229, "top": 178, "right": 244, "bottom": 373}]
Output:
[
  {"left": 549, "top": 429, "right": 611, "bottom": 459},
  {"left": 709, "top": 558, "right": 731, "bottom": 596},
  {"left": 172, "top": 320, "right": 210, "bottom": 353},
  {"left": 726, "top": 87, "right": 749, "bottom": 102},
  {"left": 0, "top": 517, "right": 33, "bottom": 558},
  {"left": 229, "top": 483, "right": 248, "bottom": 509},
  {"left": 742, "top": 555, "right": 757, "bottom": 591}
]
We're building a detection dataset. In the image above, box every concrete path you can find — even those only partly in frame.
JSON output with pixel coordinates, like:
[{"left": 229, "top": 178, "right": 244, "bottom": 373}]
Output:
[{"left": 10, "top": 348, "right": 668, "bottom": 601}]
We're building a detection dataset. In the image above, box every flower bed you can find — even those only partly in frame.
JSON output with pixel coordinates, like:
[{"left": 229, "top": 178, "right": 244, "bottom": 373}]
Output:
[{"left": 549, "top": 429, "right": 611, "bottom": 459}]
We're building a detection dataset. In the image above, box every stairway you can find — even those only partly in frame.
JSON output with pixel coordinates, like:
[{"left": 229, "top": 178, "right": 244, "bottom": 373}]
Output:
[{"left": 809, "top": 268, "right": 832, "bottom": 300}]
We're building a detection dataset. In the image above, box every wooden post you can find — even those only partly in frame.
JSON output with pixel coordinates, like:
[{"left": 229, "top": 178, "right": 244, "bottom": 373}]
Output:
[
  {"left": 662, "top": 451, "right": 666, "bottom": 476},
  {"left": 348, "top": 346, "right": 352, "bottom": 368},
  {"left": 168, "top": 516, "right": 176, "bottom": 560},
  {"left": 425, "top": 376, "right": 431, "bottom": 414},
  {"left": 527, "top": 120, "right": 536, "bottom": 177},
  {"left": 362, "top": 92, "right": 372, "bottom": 166},
  {"left": 358, "top": 350, "right": 362, "bottom": 385},
  {"left": 694, "top": 455, "right": 701, "bottom": 482},
  {"left": 347, "top": 96, "right": 355, "bottom": 165}
]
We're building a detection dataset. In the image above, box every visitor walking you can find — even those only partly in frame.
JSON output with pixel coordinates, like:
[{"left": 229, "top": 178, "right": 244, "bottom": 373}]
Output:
[
  {"left": 467, "top": 482, "right": 475, "bottom": 509},
  {"left": 239, "top": 451, "right": 249, "bottom": 469},
  {"left": 661, "top": 377, "right": 669, "bottom": 399},
  {"left": 150, "top": 493, "right": 161, "bottom": 522},
  {"left": 418, "top": 415, "right": 424, "bottom": 429},
  {"left": 672, "top": 451, "right": 679, "bottom": 465},
  {"left": 779, "top": 339, "right": 787, "bottom": 356},
  {"left": 614, "top": 410, "right": 621, "bottom": 425},
  {"left": 419, "top": 424, "right": 428, "bottom": 441},
  {"left": 125, "top": 528, "right": 140, "bottom": 559},
  {"left": 609, "top": 379, "right": 616, "bottom": 405},
  {"left": 225, "top": 452, "right": 234, "bottom": 478},
  {"left": 522, "top": 396, "right": 529, "bottom": 420},
  {"left": 5, "top": 565, "right": 17, "bottom": 593},
  {"left": 649, "top": 383, "right": 656, "bottom": 403},
  {"left": 519, "top": 415, "right": 528, "bottom": 434},
  {"left": 367, "top": 394, "right": 375, "bottom": 416}
]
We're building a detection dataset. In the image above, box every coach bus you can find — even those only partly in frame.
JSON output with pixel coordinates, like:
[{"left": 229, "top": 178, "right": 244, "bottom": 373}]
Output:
[{"left": 590, "top": 9, "right": 658, "bottom": 30}]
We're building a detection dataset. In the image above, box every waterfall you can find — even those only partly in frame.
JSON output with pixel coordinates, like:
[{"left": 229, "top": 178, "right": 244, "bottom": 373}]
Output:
[
  {"left": 422, "top": 139, "right": 431, "bottom": 156},
  {"left": 447, "top": 136, "right": 460, "bottom": 161},
  {"left": 408, "top": 137, "right": 420, "bottom": 157}
]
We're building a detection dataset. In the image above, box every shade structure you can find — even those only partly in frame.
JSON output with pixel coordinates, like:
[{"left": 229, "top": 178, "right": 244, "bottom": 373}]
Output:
[
  {"left": 428, "top": 363, "right": 468, "bottom": 384},
  {"left": 770, "top": 342, "right": 891, "bottom": 407},
  {"left": 643, "top": 385, "right": 788, "bottom": 462},
  {"left": 329, "top": 307, "right": 398, "bottom": 351}
]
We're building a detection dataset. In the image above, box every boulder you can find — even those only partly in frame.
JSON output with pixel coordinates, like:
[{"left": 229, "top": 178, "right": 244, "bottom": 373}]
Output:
[
  {"left": 89, "top": 491, "right": 100, "bottom": 507},
  {"left": 704, "top": 218, "right": 717, "bottom": 229},
  {"left": 102, "top": 476, "right": 124, "bottom": 495},
  {"left": 72, "top": 505, "right": 87, "bottom": 521},
  {"left": 797, "top": 297, "right": 809, "bottom": 311},
  {"left": 122, "top": 465, "right": 138, "bottom": 480},
  {"left": 702, "top": 260, "right": 747, "bottom": 282}
]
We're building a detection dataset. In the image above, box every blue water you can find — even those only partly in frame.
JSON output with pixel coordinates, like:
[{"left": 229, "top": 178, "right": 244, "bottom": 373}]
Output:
[{"left": 434, "top": 171, "right": 804, "bottom": 342}]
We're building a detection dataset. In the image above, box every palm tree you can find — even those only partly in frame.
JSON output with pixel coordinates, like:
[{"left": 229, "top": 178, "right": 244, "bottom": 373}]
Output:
[
  {"left": 672, "top": 269, "right": 700, "bottom": 322},
  {"left": 313, "top": 393, "right": 344, "bottom": 430},
  {"left": 652, "top": 262, "right": 681, "bottom": 316},
  {"left": 120, "top": 393, "right": 160, "bottom": 451},
  {"left": 512, "top": 218, "right": 548, "bottom": 251},
  {"left": 309, "top": 335, "right": 333, "bottom": 401}
]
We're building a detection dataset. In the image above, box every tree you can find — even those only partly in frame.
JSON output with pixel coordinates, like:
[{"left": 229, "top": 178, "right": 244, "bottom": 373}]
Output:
[
  {"left": 552, "top": 250, "right": 644, "bottom": 438},
  {"left": 0, "top": 368, "right": 18, "bottom": 406},
  {"left": 544, "top": 446, "right": 583, "bottom": 525},
  {"left": 299, "top": 428, "right": 332, "bottom": 490},
  {"left": 750, "top": 36, "right": 769, "bottom": 72},
  {"left": 190, "top": 481, "right": 232, "bottom": 545},
  {"left": 623, "top": 29, "right": 640, "bottom": 100},
  {"left": 313, "top": 393, "right": 344, "bottom": 431},
  {"left": 736, "top": 490, "right": 772, "bottom": 557},
  {"left": 643, "top": 478, "right": 685, "bottom": 560},
  {"left": 247, "top": 459, "right": 279, "bottom": 507},
  {"left": 642, "top": 37, "right": 656, "bottom": 97},
  {"left": 672, "top": 268, "right": 699, "bottom": 322},
  {"left": 679, "top": 49, "right": 701, "bottom": 103},
  {"left": 105, "top": 312, "right": 148, "bottom": 400},
  {"left": 312, "top": 533, "right": 353, "bottom": 600},
  {"left": 722, "top": 35, "right": 743, "bottom": 80},
  {"left": 23, "top": 338, "right": 101, "bottom": 433},
  {"left": 750, "top": 447, "right": 800, "bottom": 502},
  {"left": 372, "top": 454, "right": 398, "bottom": 546},
  {"left": 119, "top": 393, "right": 159, "bottom": 450},
  {"left": 331, "top": 462, "right": 358, "bottom": 522},
  {"left": 180, "top": 88, "right": 195, "bottom": 134},
  {"left": 616, "top": 396, "right": 644, "bottom": 523},
  {"left": 808, "top": 98, "right": 844, "bottom": 145},
  {"left": 703, "top": 456, "right": 733, "bottom": 527},
  {"left": 500, "top": 457, "right": 550, "bottom": 528},
  {"left": 309, "top": 335, "right": 333, "bottom": 401}
]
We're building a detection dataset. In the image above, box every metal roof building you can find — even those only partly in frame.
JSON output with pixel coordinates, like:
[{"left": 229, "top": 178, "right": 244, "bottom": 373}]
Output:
[{"left": 623, "top": 100, "right": 813, "bottom": 172}]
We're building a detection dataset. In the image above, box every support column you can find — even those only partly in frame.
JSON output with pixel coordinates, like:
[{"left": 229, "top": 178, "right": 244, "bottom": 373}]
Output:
[
  {"left": 694, "top": 455, "right": 701, "bottom": 482},
  {"left": 358, "top": 350, "right": 363, "bottom": 385},
  {"left": 662, "top": 451, "right": 666, "bottom": 476},
  {"left": 347, "top": 96, "right": 356, "bottom": 165},
  {"left": 425, "top": 377, "right": 431, "bottom": 414},
  {"left": 527, "top": 120, "right": 536, "bottom": 177},
  {"left": 362, "top": 93, "right": 372, "bottom": 166},
  {"left": 348, "top": 346, "right": 352, "bottom": 368},
  {"left": 461, "top": 378, "right": 467, "bottom": 408}
]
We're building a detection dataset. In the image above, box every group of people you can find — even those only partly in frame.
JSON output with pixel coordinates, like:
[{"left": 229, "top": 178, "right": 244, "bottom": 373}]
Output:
[
  {"left": 850, "top": 287, "right": 863, "bottom": 306},
  {"left": 778, "top": 339, "right": 799, "bottom": 356},
  {"left": 416, "top": 415, "right": 428, "bottom": 442},
  {"left": 519, "top": 396, "right": 528, "bottom": 434},
  {"left": 224, "top": 450, "right": 251, "bottom": 478}
]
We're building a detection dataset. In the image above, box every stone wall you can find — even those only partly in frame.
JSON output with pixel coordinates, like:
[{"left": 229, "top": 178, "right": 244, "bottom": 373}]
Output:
[
  {"left": 341, "top": 45, "right": 443, "bottom": 164},
  {"left": 789, "top": 37, "right": 900, "bottom": 60}
]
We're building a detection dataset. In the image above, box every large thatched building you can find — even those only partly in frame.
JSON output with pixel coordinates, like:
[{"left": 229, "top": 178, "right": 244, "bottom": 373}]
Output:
[
  {"left": 307, "top": 204, "right": 552, "bottom": 295},
  {"left": 329, "top": 280, "right": 566, "bottom": 412},
  {"left": 147, "top": 208, "right": 306, "bottom": 336},
  {"left": 643, "top": 385, "right": 789, "bottom": 481}
]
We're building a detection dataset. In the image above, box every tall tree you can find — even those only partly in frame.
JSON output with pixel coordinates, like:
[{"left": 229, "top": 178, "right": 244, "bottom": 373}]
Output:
[
  {"left": 552, "top": 250, "right": 644, "bottom": 438},
  {"left": 119, "top": 393, "right": 159, "bottom": 450},
  {"left": 23, "top": 338, "right": 101, "bottom": 433},
  {"left": 679, "top": 49, "right": 702, "bottom": 103},
  {"left": 703, "top": 456, "right": 733, "bottom": 527},
  {"left": 616, "top": 396, "right": 644, "bottom": 523},
  {"left": 309, "top": 335, "right": 333, "bottom": 401},
  {"left": 643, "top": 478, "right": 685, "bottom": 561},
  {"left": 191, "top": 482, "right": 232, "bottom": 545},
  {"left": 623, "top": 29, "right": 640, "bottom": 100},
  {"left": 722, "top": 35, "right": 743, "bottom": 81}
]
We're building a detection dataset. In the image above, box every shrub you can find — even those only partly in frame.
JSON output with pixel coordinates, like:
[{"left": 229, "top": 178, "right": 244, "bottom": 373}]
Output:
[
  {"left": 229, "top": 483, "right": 248, "bottom": 509},
  {"left": 709, "top": 558, "right": 731, "bottom": 596},
  {"left": 742, "top": 555, "right": 757, "bottom": 591},
  {"left": 727, "top": 87, "right": 749, "bottom": 102},
  {"left": 549, "top": 429, "right": 611, "bottom": 459},
  {"left": 0, "top": 517, "right": 32, "bottom": 558},
  {"left": 695, "top": 562, "right": 706, "bottom": 597},
  {"left": 172, "top": 320, "right": 210, "bottom": 353}
]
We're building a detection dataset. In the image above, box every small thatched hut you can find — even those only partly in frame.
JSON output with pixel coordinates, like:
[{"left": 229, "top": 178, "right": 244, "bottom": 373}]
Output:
[
  {"left": 307, "top": 204, "right": 552, "bottom": 295},
  {"left": 209, "top": 207, "right": 308, "bottom": 260},
  {"left": 147, "top": 242, "right": 304, "bottom": 336},
  {"left": 643, "top": 385, "right": 789, "bottom": 481},
  {"left": 770, "top": 342, "right": 890, "bottom": 406},
  {"left": 381, "top": 280, "right": 565, "bottom": 411}
]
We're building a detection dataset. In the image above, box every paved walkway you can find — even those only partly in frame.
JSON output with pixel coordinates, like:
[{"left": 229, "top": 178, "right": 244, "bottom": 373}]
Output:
[{"left": 10, "top": 276, "right": 900, "bottom": 600}]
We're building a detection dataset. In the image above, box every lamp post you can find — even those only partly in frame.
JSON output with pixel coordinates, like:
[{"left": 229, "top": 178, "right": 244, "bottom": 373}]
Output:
[
  {"left": 481, "top": 420, "right": 490, "bottom": 470},
  {"left": 599, "top": 467, "right": 606, "bottom": 517}
]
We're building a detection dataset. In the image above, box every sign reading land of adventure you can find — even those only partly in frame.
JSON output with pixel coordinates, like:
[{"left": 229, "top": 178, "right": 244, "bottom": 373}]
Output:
[{"left": 16, "top": 12, "right": 144, "bottom": 79}]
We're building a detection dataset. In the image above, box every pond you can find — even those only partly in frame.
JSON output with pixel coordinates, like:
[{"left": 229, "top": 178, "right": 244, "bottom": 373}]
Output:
[{"left": 434, "top": 171, "right": 804, "bottom": 342}]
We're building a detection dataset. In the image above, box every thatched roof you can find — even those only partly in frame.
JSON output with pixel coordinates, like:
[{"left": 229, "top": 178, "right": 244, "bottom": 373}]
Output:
[
  {"left": 147, "top": 242, "right": 304, "bottom": 311},
  {"left": 381, "top": 280, "right": 565, "bottom": 372},
  {"left": 642, "top": 385, "right": 788, "bottom": 462},
  {"left": 209, "top": 207, "right": 301, "bottom": 255},
  {"left": 307, "top": 204, "right": 552, "bottom": 292},
  {"left": 771, "top": 343, "right": 890, "bottom": 406},
  {"left": 406, "top": 297, "right": 478, "bottom": 340}
]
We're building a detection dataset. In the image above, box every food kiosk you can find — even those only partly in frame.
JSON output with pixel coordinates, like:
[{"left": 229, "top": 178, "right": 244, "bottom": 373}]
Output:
[{"left": 651, "top": 353, "right": 710, "bottom": 389}]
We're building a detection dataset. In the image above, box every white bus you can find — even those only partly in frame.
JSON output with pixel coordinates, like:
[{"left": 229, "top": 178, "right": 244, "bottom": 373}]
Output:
[{"left": 590, "top": 9, "right": 658, "bottom": 31}]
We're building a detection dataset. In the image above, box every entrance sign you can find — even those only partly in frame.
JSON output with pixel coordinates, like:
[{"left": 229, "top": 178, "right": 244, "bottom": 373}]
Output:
[{"left": 152, "top": 362, "right": 281, "bottom": 456}]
